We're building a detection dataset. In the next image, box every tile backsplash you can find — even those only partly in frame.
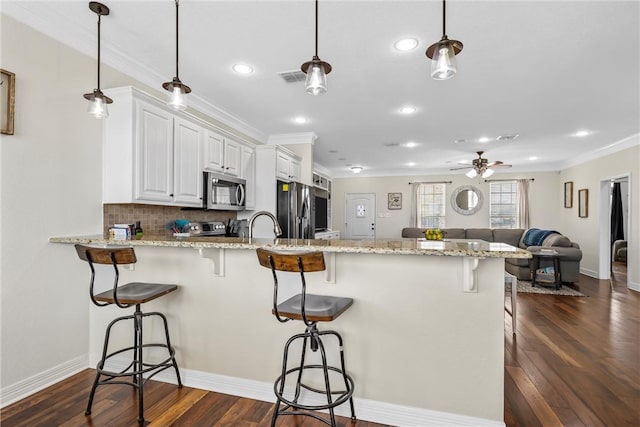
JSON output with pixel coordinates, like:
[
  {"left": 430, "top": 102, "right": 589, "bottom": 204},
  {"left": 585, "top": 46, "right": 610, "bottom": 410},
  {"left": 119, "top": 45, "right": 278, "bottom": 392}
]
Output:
[{"left": 103, "top": 204, "right": 237, "bottom": 237}]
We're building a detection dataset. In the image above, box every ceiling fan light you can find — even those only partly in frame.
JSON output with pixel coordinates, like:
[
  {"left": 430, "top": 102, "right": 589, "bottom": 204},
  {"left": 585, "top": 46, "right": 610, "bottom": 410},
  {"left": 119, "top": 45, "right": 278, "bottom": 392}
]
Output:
[
  {"left": 304, "top": 60, "right": 328, "bottom": 96},
  {"left": 430, "top": 40, "right": 457, "bottom": 80},
  {"left": 466, "top": 169, "right": 477, "bottom": 178},
  {"left": 482, "top": 168, "right": 495, "bottom": 178}
]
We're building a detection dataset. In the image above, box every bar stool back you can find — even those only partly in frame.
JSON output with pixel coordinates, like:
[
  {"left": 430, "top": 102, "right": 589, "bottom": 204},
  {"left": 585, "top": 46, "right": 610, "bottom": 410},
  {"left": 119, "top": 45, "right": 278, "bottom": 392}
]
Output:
[
  {"left": 256, "top": 248, "right": 356, "bottom": 426},
  {"left": 75, "top": 244, "right": 182, "bottom": 426}
]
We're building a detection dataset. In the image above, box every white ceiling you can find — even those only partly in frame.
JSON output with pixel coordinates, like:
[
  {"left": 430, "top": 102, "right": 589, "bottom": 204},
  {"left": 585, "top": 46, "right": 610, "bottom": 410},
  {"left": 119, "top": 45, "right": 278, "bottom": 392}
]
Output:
[{"left": 3, "top": 1, "right": 639, "bottom": 177}]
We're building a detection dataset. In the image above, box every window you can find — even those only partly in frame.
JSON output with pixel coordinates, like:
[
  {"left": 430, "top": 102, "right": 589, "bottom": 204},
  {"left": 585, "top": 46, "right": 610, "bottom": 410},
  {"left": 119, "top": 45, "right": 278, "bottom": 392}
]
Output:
[
  {"left": 417, "top": 183, "right": 446, "bottom": 228},
  {"left": 490, "top": 181, "right": 517, "bottom": 228}
]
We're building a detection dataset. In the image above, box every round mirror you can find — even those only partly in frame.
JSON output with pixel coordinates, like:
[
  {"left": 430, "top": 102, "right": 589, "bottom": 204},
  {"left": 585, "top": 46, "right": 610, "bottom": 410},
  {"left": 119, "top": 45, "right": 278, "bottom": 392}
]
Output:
[{"left": 451, "top": 185, "right": 483, "bottom": 215}]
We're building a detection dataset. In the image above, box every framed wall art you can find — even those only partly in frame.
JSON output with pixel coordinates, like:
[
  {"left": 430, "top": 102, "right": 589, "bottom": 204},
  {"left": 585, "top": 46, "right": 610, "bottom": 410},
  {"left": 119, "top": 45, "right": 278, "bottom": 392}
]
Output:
[
  {"left": 1, "top": 69, "right": 15, "bottom": 135},
  {"left": 578, "top": 188, "right": 588, "bottom": 218},
  {"left": 388, "top": 192, "right": 402, "bottom": 210},
  {"left": 564, "top": 181, "right": 573, "bottom": 208}
]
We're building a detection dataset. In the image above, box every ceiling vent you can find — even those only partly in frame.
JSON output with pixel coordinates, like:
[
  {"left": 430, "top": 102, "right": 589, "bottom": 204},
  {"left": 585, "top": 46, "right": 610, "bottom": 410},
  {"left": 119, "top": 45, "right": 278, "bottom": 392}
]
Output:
[
  {"left": 384, "top": 142, "right": 401, "bottom": 147},
  {"left": 277, "top": 70, "right": 306, "bottom": 83},
  {"left": 497, "top": 134, "right": 519, "bottom": 141}
]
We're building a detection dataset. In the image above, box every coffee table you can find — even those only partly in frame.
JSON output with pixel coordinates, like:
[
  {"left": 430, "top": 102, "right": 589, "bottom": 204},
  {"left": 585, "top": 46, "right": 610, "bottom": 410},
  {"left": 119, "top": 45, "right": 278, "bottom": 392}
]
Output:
[{"left": 530, "top": 251, "right": 566, "bottom": 290}]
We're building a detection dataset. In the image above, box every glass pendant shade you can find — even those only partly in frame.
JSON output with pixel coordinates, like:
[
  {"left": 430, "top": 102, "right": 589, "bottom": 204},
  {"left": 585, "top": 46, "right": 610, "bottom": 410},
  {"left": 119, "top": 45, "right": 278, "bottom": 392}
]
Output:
[
  {"left": 466, "top": 169, "right": 478, "bottom": 178},
  {"left": 87, "top": 94, "right": 109, "bottom": 118},
  {"left": 305, "top": 61, "right": 328, "bottom": 96},
  {"left": 84, "top": 89, "right": 112, "bottom": 119},
  {"left": 430, "top": 41, "right": 457, "bottom": 80},
  {"left": 481, "top": 168, "right": 495, "bottom": 178},
  {"left": 168, "top": 85, "right": 188, "bottom": 110}
]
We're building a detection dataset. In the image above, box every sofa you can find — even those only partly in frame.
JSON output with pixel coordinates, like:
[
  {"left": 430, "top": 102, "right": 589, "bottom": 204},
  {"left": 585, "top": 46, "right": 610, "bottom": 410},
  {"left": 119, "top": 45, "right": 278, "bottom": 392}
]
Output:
[
  {"left": 613, "top": 240, "right": 627, "bottom": 263},
  {"left": 401, "top": 227, "right": 583, "bottom": 284}
]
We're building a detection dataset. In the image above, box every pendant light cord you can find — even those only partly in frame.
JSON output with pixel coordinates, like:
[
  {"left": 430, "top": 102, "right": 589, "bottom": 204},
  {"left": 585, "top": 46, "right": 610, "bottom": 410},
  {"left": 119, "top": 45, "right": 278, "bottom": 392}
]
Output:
[
  {"left": 97, "top": 12, "right": 102, "bottom": 90},
  {"left": 314, "top": 0, "right": 319, "bottom": 58},
  {"left": 175, "top": 0, "right": 180, "bottom": 79},
  {"left": 442, "top": 0, "right": 446, "bottom": 37}
]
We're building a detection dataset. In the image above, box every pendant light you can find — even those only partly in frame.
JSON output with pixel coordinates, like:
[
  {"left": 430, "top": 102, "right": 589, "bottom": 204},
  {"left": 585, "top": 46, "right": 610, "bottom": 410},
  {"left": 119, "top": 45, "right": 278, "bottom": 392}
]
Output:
[
  {"left": 301, "top": 0, "right": 332, "bottom": 96},
  {"left": 83, "top": 2, "right": 112, "bottom": 119},
  {"left": 426, "top": 0, "right": 463, "bottom": 80},
  {"left": 162, "top": 0, "right": 191, "bottom": 110}
]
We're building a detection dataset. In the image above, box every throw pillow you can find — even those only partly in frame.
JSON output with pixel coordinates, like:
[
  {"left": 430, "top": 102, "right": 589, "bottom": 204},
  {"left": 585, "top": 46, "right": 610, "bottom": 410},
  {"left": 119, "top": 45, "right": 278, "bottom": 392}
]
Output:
[{"left": 543, "top": 234, "right": 572, "bottom": 247}]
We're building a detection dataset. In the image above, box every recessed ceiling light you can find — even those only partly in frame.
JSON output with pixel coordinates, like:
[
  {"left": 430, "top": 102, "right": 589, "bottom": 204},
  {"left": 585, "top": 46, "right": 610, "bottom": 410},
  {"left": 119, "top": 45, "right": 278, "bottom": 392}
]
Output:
[
  {"left": 529, "top": 156, "right": 538, "bottom": 161},
  {"left": 293, "top": 116, "right": 308, "bottom": 124},
  {"left": 394, "top": 38, "right": 419, "bottom": 51},
  {"left": 384, "top": 142, "right": 401, "bottom": 147},
  {"left": 478, "top": 137, "right": 491, "bottom": 143},
  {"left": 232, "top": 63, "right": 254, "bottom": 74},
  {"left": 407, "top": 162, "right": 416, "bottom": 167},
  {"left": 399, "top": 106, "right": 417, "bottom": 115},
  {"left": 403, "top": 141, "right": 419, "bottom": 148},
  {"left": 328, "top": 149, "right": 338, "bottom": 153},
  {"left": 573, "top": 130, "right": 591, "bottom": 137},
  {"left": 454, "top": 138, "right": 466, "bottom": 144}
]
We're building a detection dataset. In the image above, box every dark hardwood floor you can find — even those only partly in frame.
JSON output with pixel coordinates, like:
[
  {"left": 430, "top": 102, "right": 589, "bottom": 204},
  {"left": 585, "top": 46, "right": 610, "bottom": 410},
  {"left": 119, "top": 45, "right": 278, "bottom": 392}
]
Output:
[{"left": 1, "top": 269, "right": 638, "bottom": 426}]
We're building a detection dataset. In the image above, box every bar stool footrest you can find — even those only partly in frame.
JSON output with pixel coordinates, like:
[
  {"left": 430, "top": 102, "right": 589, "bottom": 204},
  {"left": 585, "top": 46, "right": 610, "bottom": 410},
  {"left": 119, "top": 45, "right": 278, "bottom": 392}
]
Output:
[{"left": 274, "top": 365, "right": 355, "bottom": 411}]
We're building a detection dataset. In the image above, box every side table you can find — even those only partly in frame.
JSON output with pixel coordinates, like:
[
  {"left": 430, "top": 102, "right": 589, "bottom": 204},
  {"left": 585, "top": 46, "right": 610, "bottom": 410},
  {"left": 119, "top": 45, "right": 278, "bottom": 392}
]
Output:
[{"left": 530, "top": 251, "right": 566, "bottom": 290}]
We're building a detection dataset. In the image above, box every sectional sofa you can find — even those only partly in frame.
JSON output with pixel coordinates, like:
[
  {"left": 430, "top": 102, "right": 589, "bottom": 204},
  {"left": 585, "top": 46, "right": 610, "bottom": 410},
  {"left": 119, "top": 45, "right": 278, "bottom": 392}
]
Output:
[{"left": 401, "top": 227, "right": 583, "bottom": 283}]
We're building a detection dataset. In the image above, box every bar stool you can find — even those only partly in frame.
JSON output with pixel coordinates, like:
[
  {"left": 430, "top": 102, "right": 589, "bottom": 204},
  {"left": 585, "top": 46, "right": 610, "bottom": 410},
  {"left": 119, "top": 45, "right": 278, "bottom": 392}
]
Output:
[
  {"left": 256, "top": 248, "right": 356, "bottom": 427},
  {"left": 75, "top": 244, "right": 182, "bottom": 426}
]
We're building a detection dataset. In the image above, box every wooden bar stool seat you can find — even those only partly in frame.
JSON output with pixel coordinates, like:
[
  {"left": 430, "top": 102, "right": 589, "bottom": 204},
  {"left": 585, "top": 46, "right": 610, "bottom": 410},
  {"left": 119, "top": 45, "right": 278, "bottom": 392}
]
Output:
[
  {"left": 257, "top": 248, "right": 356, "bottom": 427},
  {"left": 75, "top": 244, "right": 182, "bottom": 426}
]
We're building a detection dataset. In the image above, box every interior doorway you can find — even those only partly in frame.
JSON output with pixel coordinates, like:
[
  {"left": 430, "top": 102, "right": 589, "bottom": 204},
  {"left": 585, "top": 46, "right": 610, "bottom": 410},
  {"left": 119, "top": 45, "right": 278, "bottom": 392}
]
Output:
[
  {"left": 598, "top": 174, "right": 631, "bottom": 289},
  {"left": 344, "top": 193, "right": 376, "bottom": 239}
]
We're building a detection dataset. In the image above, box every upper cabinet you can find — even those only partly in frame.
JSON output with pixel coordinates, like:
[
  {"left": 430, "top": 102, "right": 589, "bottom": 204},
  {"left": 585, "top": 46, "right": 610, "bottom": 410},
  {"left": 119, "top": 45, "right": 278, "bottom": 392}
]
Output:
[
  {"left": 312, "top": 171, "right": 331, "bottom": 191},
  {"left": 203, "top": 130, "right": 241, "bottom": 177},
  {"left": 103, "top": 87, "right": 255, "bottom": 209},
  {"left": 276, "top": 149, "right": 302, "bottom": 182}
]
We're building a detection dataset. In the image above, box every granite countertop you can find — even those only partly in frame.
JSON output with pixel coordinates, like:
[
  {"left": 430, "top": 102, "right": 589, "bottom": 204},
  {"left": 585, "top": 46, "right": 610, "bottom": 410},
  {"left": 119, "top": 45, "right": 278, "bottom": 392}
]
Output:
[{"left": 50, "top": 235, "right": 531, "bottom": 258}]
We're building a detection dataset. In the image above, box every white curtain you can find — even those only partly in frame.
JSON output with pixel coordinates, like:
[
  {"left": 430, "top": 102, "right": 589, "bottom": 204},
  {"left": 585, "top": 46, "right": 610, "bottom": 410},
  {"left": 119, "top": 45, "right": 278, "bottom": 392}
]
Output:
[
  {"left": 516, "top": 179, "right": 530, "bottom": 229},
  {"left": 410, "top": 182, "right": 420, "bottom": 227}
]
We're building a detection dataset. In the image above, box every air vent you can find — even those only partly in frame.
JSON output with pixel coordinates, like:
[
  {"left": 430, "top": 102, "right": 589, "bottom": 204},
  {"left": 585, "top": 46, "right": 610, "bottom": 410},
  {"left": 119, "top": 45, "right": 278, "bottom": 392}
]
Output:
[
  {"left": 497, "top": 134, "right": 519, "bottom": 141},
  {"left": 277, "top": 69, "right": 306, "bottom": 83},
  {"left": 384, "top": 142, "right": 400, "bottom": 147}
]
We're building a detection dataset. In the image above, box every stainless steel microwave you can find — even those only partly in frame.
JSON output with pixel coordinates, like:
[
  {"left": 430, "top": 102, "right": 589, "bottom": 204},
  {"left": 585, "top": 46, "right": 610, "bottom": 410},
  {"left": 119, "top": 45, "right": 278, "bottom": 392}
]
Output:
[{"left": 203, "top": 171, "right": 246, "bottom": 211}]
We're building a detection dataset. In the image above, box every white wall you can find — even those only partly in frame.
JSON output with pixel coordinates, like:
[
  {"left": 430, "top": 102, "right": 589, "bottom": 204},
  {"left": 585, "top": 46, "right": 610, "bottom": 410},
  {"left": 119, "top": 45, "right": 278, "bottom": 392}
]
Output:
[
  {"left": 558, "top": 142, "right": 639, "bottom": 288},
  {"left": 0, "top": 14, "right": 101, "bottom": 392},
  {"left": 332, "top": 171, "right": 560, "bottom": 239}
]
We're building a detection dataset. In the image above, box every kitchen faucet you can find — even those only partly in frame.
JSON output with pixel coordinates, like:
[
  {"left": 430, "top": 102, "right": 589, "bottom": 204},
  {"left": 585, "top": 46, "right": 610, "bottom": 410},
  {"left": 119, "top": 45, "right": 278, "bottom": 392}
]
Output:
[{"left": 248, "top": 211, "right": 283, "bottom": 239}]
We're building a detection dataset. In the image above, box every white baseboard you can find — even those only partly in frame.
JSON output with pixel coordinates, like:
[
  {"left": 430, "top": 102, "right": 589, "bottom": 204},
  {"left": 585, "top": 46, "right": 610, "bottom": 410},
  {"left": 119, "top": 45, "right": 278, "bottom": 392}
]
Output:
[
  {"left": 0, "top": 354, "right": 88, "bottom": 408},
  {"left": 7, "top": 354, "right": 504, "bottom": 426},
  {"left": 580, "top": 267, "right": 599, "bottom": 278},
  {"left": 118, "top": 359, "right": 504, "bottom": 427},
  {"left": 627, "top": 280, "right": 640, "bottom": 292}
]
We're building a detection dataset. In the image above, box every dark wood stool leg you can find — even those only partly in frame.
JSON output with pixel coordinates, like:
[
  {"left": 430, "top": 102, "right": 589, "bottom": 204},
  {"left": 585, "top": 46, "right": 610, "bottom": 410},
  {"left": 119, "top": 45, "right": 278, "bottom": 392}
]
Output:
[{"left": 135, "top": 308, "right": 145, "bottom": 425}]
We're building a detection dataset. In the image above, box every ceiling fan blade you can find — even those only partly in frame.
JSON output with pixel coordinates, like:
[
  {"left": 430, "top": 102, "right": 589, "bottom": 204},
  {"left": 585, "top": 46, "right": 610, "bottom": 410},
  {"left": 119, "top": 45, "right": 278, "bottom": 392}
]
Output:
[
  {"left": 492, "top": 164, "right": 512, "bottom": 168},
  {"left": 450, "top": 166, "right": 472, "bottom": 171},
  {"left": 486, "top": 160, "right": 503, "bottom": 167}
]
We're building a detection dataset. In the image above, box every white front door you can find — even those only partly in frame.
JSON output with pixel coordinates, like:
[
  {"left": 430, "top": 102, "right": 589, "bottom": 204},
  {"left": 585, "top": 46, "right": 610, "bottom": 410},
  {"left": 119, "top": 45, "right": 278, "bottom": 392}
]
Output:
[{"left": 345, "top": 193, "right": 376, "bottom": 239}]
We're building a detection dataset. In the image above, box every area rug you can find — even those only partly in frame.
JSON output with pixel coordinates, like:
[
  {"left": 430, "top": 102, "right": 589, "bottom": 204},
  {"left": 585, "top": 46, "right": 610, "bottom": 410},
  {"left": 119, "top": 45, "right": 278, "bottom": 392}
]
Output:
[{"left": 506, "top": 280, "right": 587, "bottom": 297}]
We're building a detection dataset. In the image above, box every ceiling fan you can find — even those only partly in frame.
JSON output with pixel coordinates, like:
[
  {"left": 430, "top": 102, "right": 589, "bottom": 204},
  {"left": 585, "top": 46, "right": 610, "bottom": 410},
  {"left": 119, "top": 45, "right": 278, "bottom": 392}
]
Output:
[{"left": 451, "top": 151, "right": 512, "bottom": 178}]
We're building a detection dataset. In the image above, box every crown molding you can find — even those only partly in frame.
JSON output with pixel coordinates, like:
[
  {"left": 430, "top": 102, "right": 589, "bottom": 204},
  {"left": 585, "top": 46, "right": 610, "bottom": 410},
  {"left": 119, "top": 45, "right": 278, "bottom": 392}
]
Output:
[
  {"left": 267, "top": 132, "right": 318, "bottom": 146},
  {"left": 558, "top": 133, "right": 639, "bottom": 170}
]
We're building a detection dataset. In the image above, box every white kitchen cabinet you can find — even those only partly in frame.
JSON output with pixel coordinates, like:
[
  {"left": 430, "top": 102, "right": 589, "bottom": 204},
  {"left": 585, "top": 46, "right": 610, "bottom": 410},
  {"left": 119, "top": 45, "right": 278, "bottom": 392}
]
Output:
[
  {"left": 173, "top": 117, "right": 203, "bottom": 205},
  {"left": 203, "top": 129, "right": 240, "bottom": 177},
  {"left": 104, "top": 87, "right": 204, "bottom": 207},
  {"left": 135, "top": 101, "right": 174, "bottom": 203},
  {"left": 240, "top": 144, "right": 256, "bottom": 209},
  {"left": 276, "top": 150, "right": 302, "bottom": 182}
]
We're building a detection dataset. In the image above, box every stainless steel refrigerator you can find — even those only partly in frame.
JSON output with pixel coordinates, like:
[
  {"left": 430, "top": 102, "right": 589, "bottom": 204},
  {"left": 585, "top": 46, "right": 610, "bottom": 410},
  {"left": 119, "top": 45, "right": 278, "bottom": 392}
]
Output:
[{"left": 276, "top": 180, "right": 315, "bottom": 239}]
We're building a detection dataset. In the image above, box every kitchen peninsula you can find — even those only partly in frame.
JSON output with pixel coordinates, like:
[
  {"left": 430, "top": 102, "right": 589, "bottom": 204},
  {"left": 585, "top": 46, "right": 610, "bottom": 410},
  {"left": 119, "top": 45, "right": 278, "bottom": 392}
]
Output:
[{"left": 50, "top": 234, "right": 530, "bottom": 426}]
